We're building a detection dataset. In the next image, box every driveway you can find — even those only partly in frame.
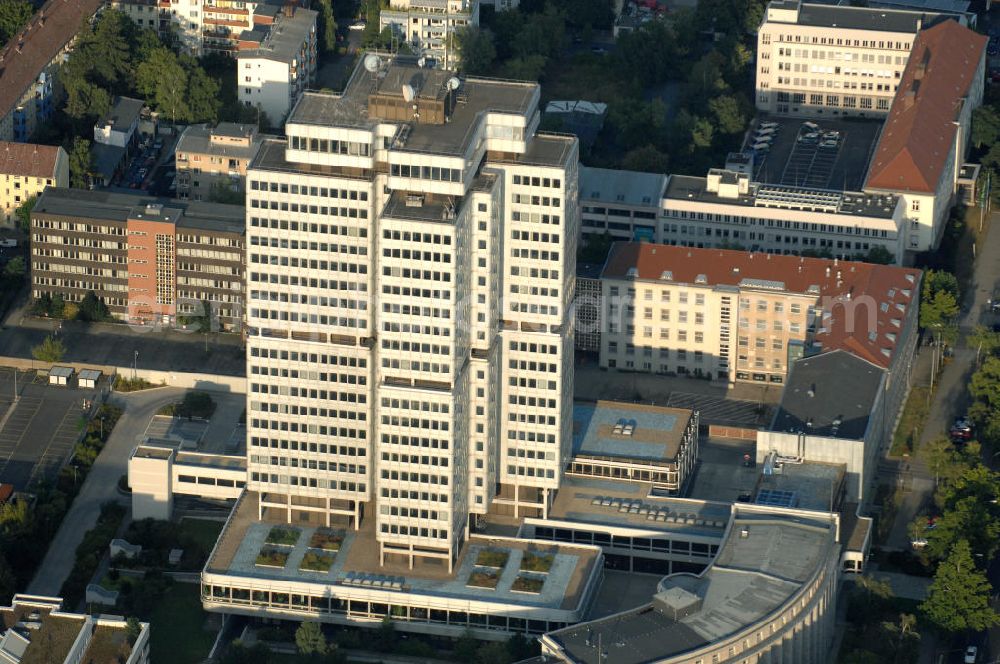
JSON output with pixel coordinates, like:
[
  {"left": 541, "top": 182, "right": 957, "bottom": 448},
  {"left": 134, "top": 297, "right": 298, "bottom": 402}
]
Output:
[
  {"left": 27, "top": 387, "right": 185, "bottom": 596},
  {"left": 884, "top": 211, "right": 1000, "bottom": 552}
]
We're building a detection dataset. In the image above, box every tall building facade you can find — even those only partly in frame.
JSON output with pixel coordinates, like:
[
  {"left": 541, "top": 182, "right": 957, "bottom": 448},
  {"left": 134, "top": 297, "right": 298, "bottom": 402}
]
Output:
[{"left": 244, "top": 55, "right": 577, "bottom": 572}]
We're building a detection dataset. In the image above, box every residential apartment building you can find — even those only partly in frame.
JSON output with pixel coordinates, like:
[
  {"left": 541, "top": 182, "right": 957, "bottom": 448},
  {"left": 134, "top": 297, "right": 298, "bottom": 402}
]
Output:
[
  {"left": 597, "top": 243, "right": 921, "bottom": 387},
  {"left": 175, "top": 122, "right": 265, "bottom": 200},
  {"left": 111, "top": 0, "right": 263, "bottom": 55},
  {"left": 379, "top": 0, "right": 479, "bottom": 70},
  {"left": 754, "top": 0, "right": 963, "bottom": 116},
  {"left": 0, "top": 142, "right": 68, "bottom": 227},
  {"left": 864, "top": 19, "right": 986, "bottom": 252},
  {"left": 30, "top": 188, "right": 244, "bottom": 330},
  {"left": 0, "top": 0, "right": 103, "bottom": 143},
  {"left": 0, "top": 595, "right": 150, "bottom": 664},
  {"left": 243, "top": 54, "right": 578, "bottom": 573},
  {"left": 237, "top": 4, "right": 317, "bottom": 125}
]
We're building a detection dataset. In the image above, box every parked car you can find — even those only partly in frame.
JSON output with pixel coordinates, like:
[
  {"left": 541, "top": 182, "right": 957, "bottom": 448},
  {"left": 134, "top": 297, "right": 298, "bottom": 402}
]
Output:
[
  {"left": 950, "top": 417, "right": 973, "bottom": 442},
  {"left": 990, "top": 286, "right": 1000, "bottom": 312},
  {"left": 965, "top": 645, "right": 978, "bottom": 664},
  {"left": 819, "top": 139, "right": 838, "bottom": 149},
  {"left": 349, "top": 19, "right": 366, "bottom": 30}
]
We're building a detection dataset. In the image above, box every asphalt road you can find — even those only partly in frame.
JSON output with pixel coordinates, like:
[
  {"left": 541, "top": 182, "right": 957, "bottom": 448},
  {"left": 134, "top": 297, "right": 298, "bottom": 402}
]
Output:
[{"left": 27, "top": 387, "right": 185, "bottom": 596}]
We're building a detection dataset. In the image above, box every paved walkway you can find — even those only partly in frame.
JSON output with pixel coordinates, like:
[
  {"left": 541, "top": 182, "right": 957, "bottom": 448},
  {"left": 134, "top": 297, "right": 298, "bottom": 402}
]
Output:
[
  {"left": 27, "top": 387, "right": 184, "bottom": 596},
  {"left": 884, "top": 211, "right": 1000, "bottom": 552}
]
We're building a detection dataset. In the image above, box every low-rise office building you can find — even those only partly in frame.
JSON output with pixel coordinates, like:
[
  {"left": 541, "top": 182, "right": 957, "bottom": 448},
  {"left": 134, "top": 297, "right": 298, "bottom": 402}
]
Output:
[
  {"left": 0, "top": 141, "right": 68, "bottom": 227},
  {"left": 540, "top": 503, "right": 842, "bottom": 664},
  {"left": 754, "top": 0, "right": 964, "bottom": 117},
  {"left": 92, "top": 96, "right": 145, "bottom": 187},
  {"left": 379, "top": 0, "right": 479, "bottom": 70},
  {"left": 237, "top": 4, "right": 318, "bottom": 125},
  {"left": 595, "top": 243, "right": 921, "bottom": 386},
  {"left": 30, "top": 188, "right": 245, "bottom": 330},
  {"left": 0, "top": 595, "right": 150, "bottom": 664},
  {"left": 579, "top": 166, "right": 666, "bottom": 242},
  {"left": 175, "top": 122, "right": 265, "bottom": 201}
]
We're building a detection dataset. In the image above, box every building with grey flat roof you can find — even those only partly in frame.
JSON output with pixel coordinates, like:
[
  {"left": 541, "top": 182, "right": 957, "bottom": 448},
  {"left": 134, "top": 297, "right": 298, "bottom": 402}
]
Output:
[
  {"left": 175, "top": 122, "right": 269, "bottom": 201},
  {"left": 757, "top": 350, "right": 888, "bottom": 502},
  {"left": 30, "top": 187, "right": 245, "bottom": 330},
  {"left": 540, "top": 504, "right": 841, "bottom": 664},
  {"left": 579, "top": 166, "right": 666, "bottom": 242},
  {"left": 568, "top": 401, "right": 699, "bottom": 495}
]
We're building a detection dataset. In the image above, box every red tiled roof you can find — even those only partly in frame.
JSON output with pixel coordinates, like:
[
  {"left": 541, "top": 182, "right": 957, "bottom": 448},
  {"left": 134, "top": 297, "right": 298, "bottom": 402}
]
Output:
[
  {"left": 0, "top": 141, "right": 62, "bottom": 178},
  {"left": 602, "top": 243, "right": 922, "bottom": 368},
  {"left": 0, "top": 0, "right": 104, "bottom": 120},
  {"left": 865, "top": 20, "right": 987, "bottom": 194}
]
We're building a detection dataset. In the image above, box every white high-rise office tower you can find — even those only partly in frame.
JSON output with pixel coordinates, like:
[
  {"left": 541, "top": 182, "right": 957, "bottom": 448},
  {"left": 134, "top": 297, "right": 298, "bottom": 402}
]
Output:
[{"left": 245, "top": 54, "right": 578, "bottom": 573}]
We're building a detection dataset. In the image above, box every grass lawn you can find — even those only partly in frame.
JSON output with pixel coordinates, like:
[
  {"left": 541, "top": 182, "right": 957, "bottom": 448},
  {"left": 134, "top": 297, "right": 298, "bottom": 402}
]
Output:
[
  {"left": 511, "top": 575, "right": 545, "bottom": 593},
  {"left": 467, "top": 569, "right": 500, "bottom": 589},
  {"left": 520, "top": 552, "right": 554, "bottom": 573},
  {"left": 179, "top": 518, "right": 224, "bottom": 553},
  {"left": 475, "top": 549, "right": 509, "bottom": 569},
  {"left": 149, "top": 585, "right": 216, "bottom": 664},
  {"left": 890, "top": 385, "right": 931, "bottom": 457}
]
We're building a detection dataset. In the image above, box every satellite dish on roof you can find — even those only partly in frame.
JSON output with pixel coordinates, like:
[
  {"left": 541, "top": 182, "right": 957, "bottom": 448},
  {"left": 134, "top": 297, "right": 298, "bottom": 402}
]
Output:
[
  {"left": 401, "top": 84, "right": 415, "bottom": 102},
  {"left": 363, "top": 53, "right": 381, "bottom": 72},
  {"left": 447, "top": 76, "right": 460, "bottom": 91}
]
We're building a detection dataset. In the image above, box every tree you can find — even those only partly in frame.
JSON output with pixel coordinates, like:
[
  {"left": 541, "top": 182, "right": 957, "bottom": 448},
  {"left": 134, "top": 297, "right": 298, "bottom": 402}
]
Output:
[
  {"left": 374, "top": 617, "right": 397, "bottom": 652},
  {"left": 220, "top": 641, "right": 271, "bottom": 664},
  {"left": 969, "top": 324, "right": 1000, "bottom": 363},
  {"left": 296, "top": 621, "right": 327, "bottom": 655},
  {"left": 69, "top": 138, "right": 93, "bottom": 189},
  {"left": 13, "top": 196, "right": 35, "bottom": 233},
  {"left": 50, "top": 294, "right": 66, "bottom": 318},
  {"left": 313, "top": 0, "right": 337, "bottom": 53},
  {"left": 621, "top": 145, "right": 669, "bottom": 174},
  {"left": 0, "top": 0, "right": 32, "bottom": 46},
  {"left": 3, "top": 256, "right": 24, "bottom": 279},
  {"left": 454, "top": 629, "right": 479, "bottom": 661},
  {"left": 972, "top": 106, "right": 1000, "bottom": 150},
  {"left": 125, "top": 617, "right": 143, "bottom": 646},
  {"left": 32, "top": 335, "right": 66, "bottom": 363},
  {"left": 476, "top": 641, "right": 511, "bottom": 664},
  {"left": 708, "top": 94, "right": 747, "bottom": 135},
  {"left": 919, "top": 436, "right": 965, "bottom": 486},
  {"left": 455, "top": 27, "right": 496, "bottom": 75},
  {"left": 136, "top": 47, "right": 190, "bottom": 124},
  {"left": 926, "top": 464, "right": 1000, "bottom": 560},
  {"left": 921, "top": 539, "right": 1000, "bottom": 633},
  {"left": 186, "top": 66, "right": 221, "bottom": 123},
  {"left": 859, "top": 245, "right": 894, "bottom": 265},
  {"left": 77, "top": 291, "right": 111, "bottom": 322},
  {"left": 208, "top": 180, "right": 244, "bottom": 204},
  {"left": 855, "top": 574, "right": 893, "bottom": 601}
]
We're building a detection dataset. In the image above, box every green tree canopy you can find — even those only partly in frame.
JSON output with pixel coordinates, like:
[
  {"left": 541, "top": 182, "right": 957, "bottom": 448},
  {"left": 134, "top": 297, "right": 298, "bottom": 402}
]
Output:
[
  {"left": 0, "top": 0, "right": 33, "bottom": 47},
  {"left": 926, "top": 464, "right": 1000, "bottom": 560},
  {"left": 32, "top": 335, "right": 66, "bottom": 363},
  {"left": 621, "top": 145, "right": 669, "bottom": 174},
  {"left": 295, "top": 621, "right": 327, "bottom": 655},
  {"left": 185, "top": 65, "right": 221, "bottom": 123},
  {"left": 313, "top": 0, "right": 337, "bottom": 53},
  {"left": 69, "top": 138, "right": 93, "bottom": 189},
  {"left": 77, "top": 291, "right": 112, "bottom": 322},
  {"left": 921, "top": 539, "right": 1000, "bottom": 633},
  {"left": 13, "top": 196, "right": 35, "bottom": 233},
  {"left": 972, "top": 106, "right": 1000, "bottom": 150},
  {"left": 708, "top": 94, "right": 748, "bottom": 135},
  {"left": 3, "top": 256, "right": 24, "bottom": 280},
  {"left": 136, "top": 47, "right": 190, "bottom": 124},
  {"left": 455, "top": 27, "right": 496, "bottom": 75}
]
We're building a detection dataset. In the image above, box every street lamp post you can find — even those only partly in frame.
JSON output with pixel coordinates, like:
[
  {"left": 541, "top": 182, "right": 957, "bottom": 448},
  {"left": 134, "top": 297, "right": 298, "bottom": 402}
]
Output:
[{"left": 133, "top": 350, "right": 138, "bottom": 380}]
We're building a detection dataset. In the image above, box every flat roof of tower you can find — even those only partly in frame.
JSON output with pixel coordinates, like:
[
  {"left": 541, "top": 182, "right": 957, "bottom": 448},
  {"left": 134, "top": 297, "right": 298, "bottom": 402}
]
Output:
[{"left": 572, "top": 401, "right": 693, "bottom": 463}]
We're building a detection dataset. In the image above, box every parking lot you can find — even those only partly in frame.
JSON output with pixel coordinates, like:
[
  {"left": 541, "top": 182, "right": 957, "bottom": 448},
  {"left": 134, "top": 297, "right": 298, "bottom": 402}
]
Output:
[
  {"left": 0, "top": 368, "right": 101, "bottom": 489},
  {"left": 748, "top": 116, "right": 883, "bottom": 191}
]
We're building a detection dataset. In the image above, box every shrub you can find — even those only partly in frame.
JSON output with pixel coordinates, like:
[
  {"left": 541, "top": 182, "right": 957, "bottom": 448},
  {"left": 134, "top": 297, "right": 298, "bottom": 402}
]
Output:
[
  {"left": 300, "top": 551, "right": 335, "bottom": 572},
  {"left": 114, "top": 376, "right": 155, "bottom": 392},
  {"left": 520, "top": 552, "right": 554, "bottom": 573},
  {"left": 467, "top": 569, "right": 499, "bottom": 589},
  {"left": 511, "top": 575, "right": 544, "bottom": 593},
  {"left": 308, "top": 529, "right": 343, "bottom": 551},
  {"left": 475, "top": 549, "right": 509, "bottom": 569},
  {"left": 265, "top": 526, "right": 300, "bottom": 546},
  {"left": 255, "top": 546, "right": 290, "bottom": 568}
]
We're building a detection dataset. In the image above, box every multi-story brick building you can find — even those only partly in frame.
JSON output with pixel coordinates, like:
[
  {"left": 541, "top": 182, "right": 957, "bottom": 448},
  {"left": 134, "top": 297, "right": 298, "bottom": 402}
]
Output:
[
  {"left": 0, "top": 141, "right": 68, "bottom": 227},
  {"left": 597, "top": 242, "right": 921, "bottom": 387},
  {"left": 175, "top": 122, "right": 266, "bottom": 201},
  {"left": 242, "top": 53, "right": 577, "bottom": 573},
  {"left": 30, "top": 188, "right": 244, "bottom": 330}
]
